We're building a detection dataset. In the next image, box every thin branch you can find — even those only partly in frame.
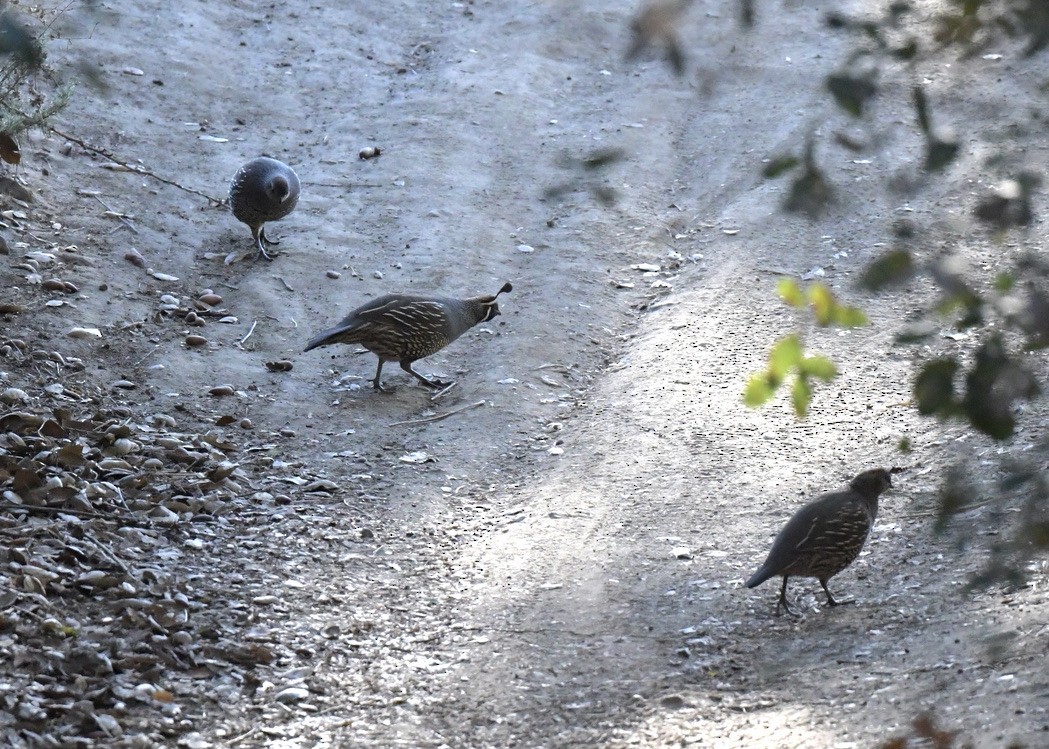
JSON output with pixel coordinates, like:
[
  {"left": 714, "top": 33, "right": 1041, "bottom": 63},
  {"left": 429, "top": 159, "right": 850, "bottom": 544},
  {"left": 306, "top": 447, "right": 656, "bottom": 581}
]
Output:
[
  {"left": 49, "top": 126, "right": 225, "bottom": 206},
  {"left": 239, "top": 320, "right": 258, "bottom": 345},
  {"left": 91, "top": 194, "right": 139, "bottom": 234},
  {"left": 388, "top": 399, "right": 486, "bottom": 427}
]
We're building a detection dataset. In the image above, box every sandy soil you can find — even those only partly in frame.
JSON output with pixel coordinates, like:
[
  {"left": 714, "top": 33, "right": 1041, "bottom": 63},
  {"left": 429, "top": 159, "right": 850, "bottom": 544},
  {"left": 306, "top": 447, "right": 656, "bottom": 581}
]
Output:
[{"left": 3, "top": 0, "right": 1049, "bottom": 746}]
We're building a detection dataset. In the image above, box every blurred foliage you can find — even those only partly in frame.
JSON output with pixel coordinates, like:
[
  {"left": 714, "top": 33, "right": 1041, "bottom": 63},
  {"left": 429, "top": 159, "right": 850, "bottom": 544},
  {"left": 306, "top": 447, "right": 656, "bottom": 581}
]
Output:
[
  {"left": 879, "top": 711, "right": 979, "bottom": 749},
  {"left": 0, "top": 6, "right": 72, "bottom": 156},
  {"left": 744, "top": 280, "right": 866, "bottom": 416},
  {"left": 767, "top": 137, "right": 835, "bottom": 218},
  {"left": 743, "top": 0, "right": 1049, "bottom": 590},
  {"left": 626, "top": 0, "right": 691, "bottom": 76},
  {"left": 543, "top": 146, "right": 625, "bottom": 206}
]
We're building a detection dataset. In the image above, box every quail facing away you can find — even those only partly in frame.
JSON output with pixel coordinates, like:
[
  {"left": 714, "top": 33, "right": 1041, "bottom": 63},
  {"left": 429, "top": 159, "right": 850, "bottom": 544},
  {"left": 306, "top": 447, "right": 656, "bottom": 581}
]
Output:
[
  {"left": 228, "top": 157, "right": 300, "bottom": 263},
  {"left": 303, "top": 282, "right": 512, "bottom": 391},
  {"left": 746, "top": 468, "right": 893, "bottom": 616}
]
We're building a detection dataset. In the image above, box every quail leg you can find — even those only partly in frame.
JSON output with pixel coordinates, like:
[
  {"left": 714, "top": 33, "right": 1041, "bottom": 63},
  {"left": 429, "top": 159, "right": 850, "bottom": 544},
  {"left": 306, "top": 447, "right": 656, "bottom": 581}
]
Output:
[
  {"left": 775, "top": 576, "right": 801, "bottom": 617},
  {"left": 401, "top": 361, "right": 449, "bottom": 389},
  {"left": 259, "top": 225, "right": 281, "bottom": 247},
  {"left": 252, "top": 226, "right": 275, "bottom": 261},
  {"left": 820, "top": 579, "right": 854, "bottom": 607},
  {"left": 371, "top": 360, "right": 391, "bottom": 392}
]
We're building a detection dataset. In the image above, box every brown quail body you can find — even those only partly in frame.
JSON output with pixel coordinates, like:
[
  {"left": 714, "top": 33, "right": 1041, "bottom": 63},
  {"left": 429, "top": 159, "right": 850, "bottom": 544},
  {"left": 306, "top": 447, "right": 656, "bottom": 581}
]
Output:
[
  {"left": 228, "top": 157, "right": 300, "bottom": 263},
  {"left": 303, "top": 282, "right": 512, "bottom": 391},
  {"left": 746, "top": 468, "right": 893, "bottom": 616}
]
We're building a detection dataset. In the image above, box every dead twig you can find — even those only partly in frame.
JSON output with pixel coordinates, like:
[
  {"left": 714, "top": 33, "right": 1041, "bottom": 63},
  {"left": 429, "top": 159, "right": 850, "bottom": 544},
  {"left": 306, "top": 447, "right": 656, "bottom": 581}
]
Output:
[
  {"left": 388, "top": 399, "right": 486, "bottom": 427},
  {"left": 0, "top": 502, "right": 151, "bottom": 525},
  {"left": 132, "top": 344, "right": 161, "bottom": 368},
  {"left": 50, "top": 126, "right": 224, "bottom": 206},
  {"left": 275, "top": 276, "right": 295, "bottom": 292},
  {"left": 91, "top": 194, "right": 139, "bottom": 234},
  {"left": 227, "top": 726, "right": 260, "bottom": 746},
  {"left": 430, "top": 381, "right": 458, "bottom": 401},
  {"left": 239, "top": 320, "right": 258, "bottom": 345}
]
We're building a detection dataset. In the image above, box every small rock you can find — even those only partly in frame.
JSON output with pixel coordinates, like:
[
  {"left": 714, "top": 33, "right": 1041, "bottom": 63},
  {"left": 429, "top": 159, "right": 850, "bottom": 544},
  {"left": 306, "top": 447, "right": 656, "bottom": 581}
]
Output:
[
  {"left": 358, "top": 146, "right": 382, "bottom": 160},
  {"left": 274, "top": 686, "right": 310, "bottom": 704},
  {"left": 326, "top": 270, "right": 341, "bottom": 279},
  {"left": 186, "top": 335, "right": 207, "bottom": 347},
  {"left": 209, "top": 385, "right": 235, "bottom": 397},
  {"left": 124, "top": 248, "right": 146, "bottom": 268},
  {"left": 0, "top": 387, "right": 28, "bottom": 404},
  {"left": 68, "top": 327, "right": 102, "bottom": 339}
]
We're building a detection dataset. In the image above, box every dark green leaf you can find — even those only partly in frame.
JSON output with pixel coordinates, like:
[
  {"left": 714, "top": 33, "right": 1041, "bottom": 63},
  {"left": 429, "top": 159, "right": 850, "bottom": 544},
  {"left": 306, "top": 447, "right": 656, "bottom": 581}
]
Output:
[
  {"left": 914, "top": 357, "right": 959, "bottom": 416},
  {"left": 961, "top": 335, "right": 1039, "bottom": 440},
  {"left": 858, "top": 249, "right": 914, "bottom": 291},
  {"left": 763, "top": 154, "right": 800, "bottom": 179},
  {"left": 580, "top": 147, "right": 625, "bottom": 170},
  {"left": 783, "top": 165, "right": 834, "bottom": 218},
  {"left": 912, "top": 85, "right": 931, "bottom": 134},
  {"left": 925, "top": 136, "right": 959, "bottom": 172},
  {"left": 826, "top": 73, "right": 877, "bottom": 117}
]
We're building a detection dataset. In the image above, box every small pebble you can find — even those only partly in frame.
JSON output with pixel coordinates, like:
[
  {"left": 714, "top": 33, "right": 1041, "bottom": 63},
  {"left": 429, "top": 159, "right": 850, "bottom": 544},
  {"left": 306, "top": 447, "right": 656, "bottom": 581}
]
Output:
[{"left": 326, "top": 270, "right": 341, "bottom": 279}]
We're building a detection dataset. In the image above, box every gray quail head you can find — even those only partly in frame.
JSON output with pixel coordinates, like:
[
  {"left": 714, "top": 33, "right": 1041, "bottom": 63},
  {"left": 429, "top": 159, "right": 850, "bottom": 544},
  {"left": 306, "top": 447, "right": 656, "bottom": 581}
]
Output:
[
  {"left": 228, "top": 157, "right": 300, "bottom": 264},
  {"left": 746, "top": 468, "right": 893, "bottom": 616},
  {"left": 303, "top": 282, "right": 512, "bottom": 391}
]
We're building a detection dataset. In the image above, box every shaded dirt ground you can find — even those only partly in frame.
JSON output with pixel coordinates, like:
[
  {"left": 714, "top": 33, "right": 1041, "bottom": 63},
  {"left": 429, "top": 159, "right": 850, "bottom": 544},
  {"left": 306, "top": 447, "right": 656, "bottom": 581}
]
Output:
[{"left": 2, "top": 0, "right": 1049, "bottom": 746}]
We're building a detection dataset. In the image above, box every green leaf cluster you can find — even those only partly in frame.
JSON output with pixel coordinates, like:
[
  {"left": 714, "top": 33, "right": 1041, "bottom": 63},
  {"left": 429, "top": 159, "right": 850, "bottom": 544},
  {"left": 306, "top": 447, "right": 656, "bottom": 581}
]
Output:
[
  {"left": 744, "top": 334, "right": 839, "bottom": 417},
  {"left": 777, "top": 278, "right": 869, "bottom": 327}
]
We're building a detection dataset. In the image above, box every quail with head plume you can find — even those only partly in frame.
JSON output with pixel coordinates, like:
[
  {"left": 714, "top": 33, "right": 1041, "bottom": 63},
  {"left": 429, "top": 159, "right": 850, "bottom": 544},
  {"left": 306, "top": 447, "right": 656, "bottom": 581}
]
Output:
[
  {"left": 746, "top": 468, "right": 893, "bottom": 616},
  {"left": 228, "top": 157, "right": 300, "bottom": 264},
  {"left": 304, "top": 282, "right": 512, "bottom": 391}
]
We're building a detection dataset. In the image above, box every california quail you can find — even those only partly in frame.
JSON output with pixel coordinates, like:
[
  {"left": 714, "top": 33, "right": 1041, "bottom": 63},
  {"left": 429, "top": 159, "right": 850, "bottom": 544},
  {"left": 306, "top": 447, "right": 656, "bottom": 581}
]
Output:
[
  {"left": 746, "top": 468, "right": 893, "bottom": 616},
  {"left": 303, "top": 282, "right": 512, "bottom": 391},
  {"left": 228, "top": 157, "right": 300, "bottom": 263}
]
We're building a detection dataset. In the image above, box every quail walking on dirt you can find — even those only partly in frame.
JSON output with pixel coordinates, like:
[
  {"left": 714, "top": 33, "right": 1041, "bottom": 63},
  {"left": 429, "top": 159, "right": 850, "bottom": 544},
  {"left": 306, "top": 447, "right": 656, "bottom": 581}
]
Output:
[
  {"left": 303, "top": 282, "right": 512, "bottom": 391},
  {"left": 228, "top": 157, "right": 300, "bottom": 264},
  {"left": 746, "top": 468, "right": 893, "bottom": 616}
]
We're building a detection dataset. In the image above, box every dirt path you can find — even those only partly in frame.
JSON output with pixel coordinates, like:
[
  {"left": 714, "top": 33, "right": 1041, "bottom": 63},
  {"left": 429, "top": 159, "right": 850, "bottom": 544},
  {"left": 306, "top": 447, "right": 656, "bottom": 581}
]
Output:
[{"left": 3, "top": 0, "right": 1049, "bottom": 746}]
